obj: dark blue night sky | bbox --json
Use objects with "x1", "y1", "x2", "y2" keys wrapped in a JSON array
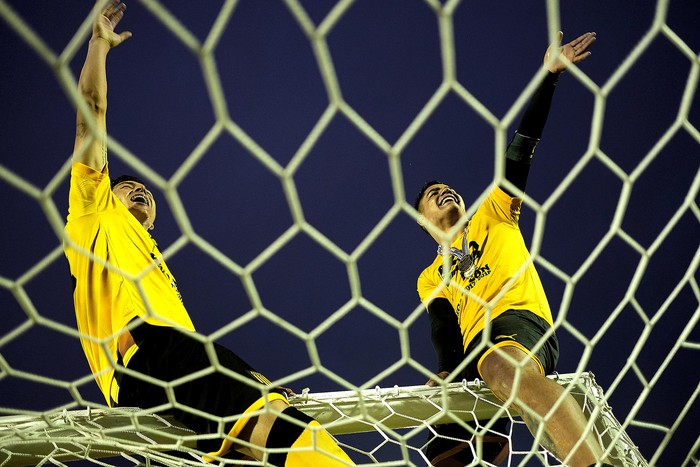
[{"x1": 1, "y1": 1, "x2": 698, "y2": 465}]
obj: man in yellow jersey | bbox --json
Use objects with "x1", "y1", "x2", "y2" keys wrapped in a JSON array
[
  {"x1": 415, "y1": 32, "x2": 612, "y2": 467},
  {"x1": 64, "y1": 2, "x2": 353, "y2": 465}
]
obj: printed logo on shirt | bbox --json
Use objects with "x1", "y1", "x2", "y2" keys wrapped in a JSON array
[
  {"x1": 150, "y1": 245, "x2": 182, "y2": 302},
  {"x1": 438, "y1": 237, "x2": 491, "y2": 290}
]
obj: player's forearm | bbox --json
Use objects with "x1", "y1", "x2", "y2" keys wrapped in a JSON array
[
  {"x1": 516, "y1": 72, "x2": 559, "y2": 139},
  {"x1": 74, "y1": 38, "x2": 111, "y2": 171},
  {"x1": 503, "y1": 72, "x2": 559, "y2": 194},
  {"x1": 428, "y1": 300, "x2": 463, "y2": 373},
  {"x1": 79, "y1": 38, "x2": 111, "y2": 111}
]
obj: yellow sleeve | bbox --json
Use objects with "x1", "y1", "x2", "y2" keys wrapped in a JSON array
[
  {"x1": 477, "y1": 186, "x2": 522, "y2": 225},
  {"x1": 67, "y1": 162, "x2": 116, "y2": 222},
  {"x1": 417, "y1": 263, "x2": 448, "y2": 307}
]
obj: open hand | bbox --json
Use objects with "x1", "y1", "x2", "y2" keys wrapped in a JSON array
[
  {"x1": 92, "y1": 1, "x2": 132, "y2": 48},
  {"x1": 544, "y1": 31, "x2": 596, "y2": 74}
]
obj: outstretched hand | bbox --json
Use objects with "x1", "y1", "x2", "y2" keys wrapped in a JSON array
[
  {"x1": 92, "y1": 1, "x2": 132, "y2": 48},
  {"x1": 544, "y1": 31, "x2": 596, "y2": 74}
]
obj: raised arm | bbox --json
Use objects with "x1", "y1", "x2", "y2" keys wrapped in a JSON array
[
  {"x1": 503, "y1": 31, "x2": 596, "y2": 195},
  {"x1": 73, "y1": 1, "x2": 132, "y2": 171}
]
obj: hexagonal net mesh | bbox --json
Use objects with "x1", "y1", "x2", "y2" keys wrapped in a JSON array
[
  {"x1": 0, "y1": 374, "x2": 647, "y2": 466},
  {"x1": 1, "y1": 0, "x2": 698, "y2": 466}
]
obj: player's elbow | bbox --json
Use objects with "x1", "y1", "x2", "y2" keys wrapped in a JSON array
[{"x1": 79, "y1": 87, "x2": 107, "y2": 116}]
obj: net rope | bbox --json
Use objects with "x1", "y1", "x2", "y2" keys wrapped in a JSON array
[
  {"x1": 0, "y1": 374, "x2": 647, "y2": 466},
  {"x1": 1, "y1": 0, "x2": 698, "y2": 466}
]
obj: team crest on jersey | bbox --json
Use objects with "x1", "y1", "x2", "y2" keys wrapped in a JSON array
[{"x1": 438, "y1": 235, "x2": 491, "y2": 290}]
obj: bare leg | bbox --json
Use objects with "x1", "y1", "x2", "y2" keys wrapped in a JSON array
[
  {"x1": 236, "y1": 399, "x2": 290, "y2": 460},
  {"x1": 236, "y1": 399, "x2": 354, "y2": 465},
  {"x1": 480, "y1": 346, "x2": 605, "y2": 467}
]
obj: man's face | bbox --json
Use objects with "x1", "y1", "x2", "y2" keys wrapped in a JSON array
[
  {"x1": 417, "y1": 183, "x2": 466, "y2": 233},
  {"x1": 112, "y1": 180, "x2": 157, "y2": 230}
]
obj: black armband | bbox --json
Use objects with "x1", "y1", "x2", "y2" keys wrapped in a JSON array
[
  {"x1": 502, "y1": 72, "x2": 559, "y2": 194},
  {"x1": 504, "y1": 132, "x2": 539, "y2": 194},
  {"x1": 428, "y1": 299, "x2": 464, "y2": 373},
  {"x1": 505, "y1": 132, "x2": 540, "y2": 163}
]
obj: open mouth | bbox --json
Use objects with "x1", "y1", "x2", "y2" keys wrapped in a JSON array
[
  {"x1": 439, "y1": 194, "x2": 457, "y2": 206},
  {"x1": 130, "y1": 194, "x2": 149, "y2": 206}
]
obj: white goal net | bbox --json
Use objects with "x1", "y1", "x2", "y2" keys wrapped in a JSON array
[
  {"x1": 0, "y1": 373, "x2": 646, "y2": 466},
  {"x1": 1, "y1": 0, "x2": 698, "y2": 466}
]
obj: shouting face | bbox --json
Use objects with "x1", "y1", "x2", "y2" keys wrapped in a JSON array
[{"x1": 112, "y1": 179, "x2": 156, "y2": 230}]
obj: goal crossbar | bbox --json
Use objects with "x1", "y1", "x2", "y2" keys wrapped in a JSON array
[{"x1": 0, "y1": 372, "x2": 647, "y2": 466}]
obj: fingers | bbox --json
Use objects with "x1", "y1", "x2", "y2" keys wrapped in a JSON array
[
  {"x1": 426, "y1": 370, "x2": 451, "y2": 387},
  {"x1": 101, "y1": 0, "x2": 119, "y2": 17},
  {"x1": 555, "y1": 30, "x2": 563, "y2": 45},
  {"x1": 105, "y1": 1, "x2": 127, "y2": 26},
  {"x1": 569, "y1": 31, "x2": 597, "y2": 47},
  {"x1": 569, "y1": 32, "x2": 596, "y2": 54},
  {"x1": 544, "y1": 31, "x2": 596, "y2": 73},
  {"x1": 279, "y1": 386, "x2": 297, "y2": 398},
  {"x1": 569, "y1": 32, "x2": 596, "y2": 64},
  {"x1": 94, "y1": 0, "x2": 132, "y2": 46}
]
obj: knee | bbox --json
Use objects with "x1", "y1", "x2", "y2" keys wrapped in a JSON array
[
  {"x1": 479, "y1": 347, "x2": 541, "y2": 402},
  {"x1": 258, "y1": 399, "x2": 291, "y2": 437},
  {"x1": 240, "y1": 399, "x2": 290, "y2": 446},
  {"x1": 480, "y1": 356, "x2": 515, "y2": 402}
]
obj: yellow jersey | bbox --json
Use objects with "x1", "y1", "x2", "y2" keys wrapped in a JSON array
[
  {"x1": 64, "y1": 163, "x2": 195, "y2": 405},
  {"x1": 417, "y1": 187, "x2": 552, "y2": 350}
]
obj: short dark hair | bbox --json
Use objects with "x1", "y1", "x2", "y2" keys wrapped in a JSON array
[
  {"x1": 111, "y1": 174, "x2": 148, "y2": 190},
  {"x1": 414, "y1": 180, "x2": 443, "y2": 213}
]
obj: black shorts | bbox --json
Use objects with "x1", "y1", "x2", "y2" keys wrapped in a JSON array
[
  {"x1": 461, "y1": 309, "x2": 559, "y2": 381},
  {"x1": 113, "y1": 320, "x2": 284, "y2": 454}
]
